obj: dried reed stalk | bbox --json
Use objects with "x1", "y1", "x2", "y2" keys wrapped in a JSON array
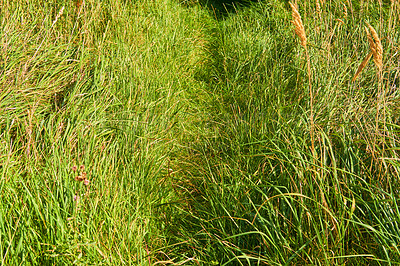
[{"x1": 352, "y1": 52, "x2": 372, "y2": 82}]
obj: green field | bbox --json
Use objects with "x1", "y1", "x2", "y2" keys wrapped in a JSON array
[{"x1": 1, "y1": 0, "x2": 400, "y2": 264}]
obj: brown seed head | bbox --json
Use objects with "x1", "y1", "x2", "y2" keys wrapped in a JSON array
[
  {"x1": 290, "y1": 2, "x2": 307, "y2": 48},
  {"x1": 365, "y1": 24, "x2": 383, "y2": 71},
  {"x1": 352, "y1": 52, "x2": 372, "y2": 82}
]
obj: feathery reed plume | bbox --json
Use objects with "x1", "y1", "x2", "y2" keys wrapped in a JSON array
[
  {"x1": 365, "y1": 24, "x2": 383, "y2": 72},
  {"x1": 290, "y1": 2, "x2": 307, "y2": 48},
  {"x1": 352, "y1": 52, "x2": 372, "y2": 82},
  {"x1": 353, "y1": 25, "x2": 383, "y2": 82}
]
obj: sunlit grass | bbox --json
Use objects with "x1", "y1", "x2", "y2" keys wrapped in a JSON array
[{"x1": 1, "y1": 0, "x2": 400, "y2": 265}]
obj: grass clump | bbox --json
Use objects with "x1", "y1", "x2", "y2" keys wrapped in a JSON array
[{"x1": 1, "y1": 0, "x2": 400, "y2": 265}]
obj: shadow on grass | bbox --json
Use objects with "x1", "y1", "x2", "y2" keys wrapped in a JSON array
[{"x1": 196, "y1": 0, "x2": 259, "y2": 18}]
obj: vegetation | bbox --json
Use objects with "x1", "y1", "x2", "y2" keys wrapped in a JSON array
[{"x1": 1, "y1": 0, "x2": 399, "y2": 264}]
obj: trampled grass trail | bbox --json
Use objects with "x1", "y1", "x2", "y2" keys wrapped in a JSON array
[{"x1": 1, "y1": 0, "x2": 400, "y2": 265}]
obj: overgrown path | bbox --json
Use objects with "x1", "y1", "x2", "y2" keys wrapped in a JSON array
[
  {"x1": 160, "y1": 0, "x2": 400, "y2": 265},
  {"x1": 1, "y1": 0, "x2": 400, "y2": 265}
]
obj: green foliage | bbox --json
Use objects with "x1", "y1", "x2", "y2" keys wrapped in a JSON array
[{"x1": 1, "y1": 0, "x2": 400, "y2": 265}]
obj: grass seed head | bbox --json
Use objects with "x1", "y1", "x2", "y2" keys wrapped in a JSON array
[
  {"x1": 352, "y1": 52, "x2": 372, "y2": 82},
  {"x1": 290, "y1": 2, "x2": 307, "y2": 48},
  {"x1": 366, "y1": 24, "x2": 383, "y2": 71}
]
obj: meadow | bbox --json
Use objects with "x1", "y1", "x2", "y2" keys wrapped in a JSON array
[{"x1": 1, "y1": 0, "x2": 400, "y2": 264}]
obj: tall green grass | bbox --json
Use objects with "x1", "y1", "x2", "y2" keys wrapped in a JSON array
[
  {"x1": 1, "y1": 0, "x2": 399, "y2": 265},
  {"x1": 0, "y1": 0, "x2": 211, "y2": 264},
  {"x1": 161, "y1": 0, "x2": 400, "y2": 264}
]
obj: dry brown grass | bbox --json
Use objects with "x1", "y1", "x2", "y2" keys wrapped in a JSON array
[
  {"x1": 352, "y1": 52, "x2": 372, "y2": 82},
  {"x1": 366, "y1": 24, "x2": 383, "y2": 72}
]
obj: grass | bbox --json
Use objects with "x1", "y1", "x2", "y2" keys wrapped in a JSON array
[{"x1": 1, "y1": 0, "x2": 400, "y2": 264}]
